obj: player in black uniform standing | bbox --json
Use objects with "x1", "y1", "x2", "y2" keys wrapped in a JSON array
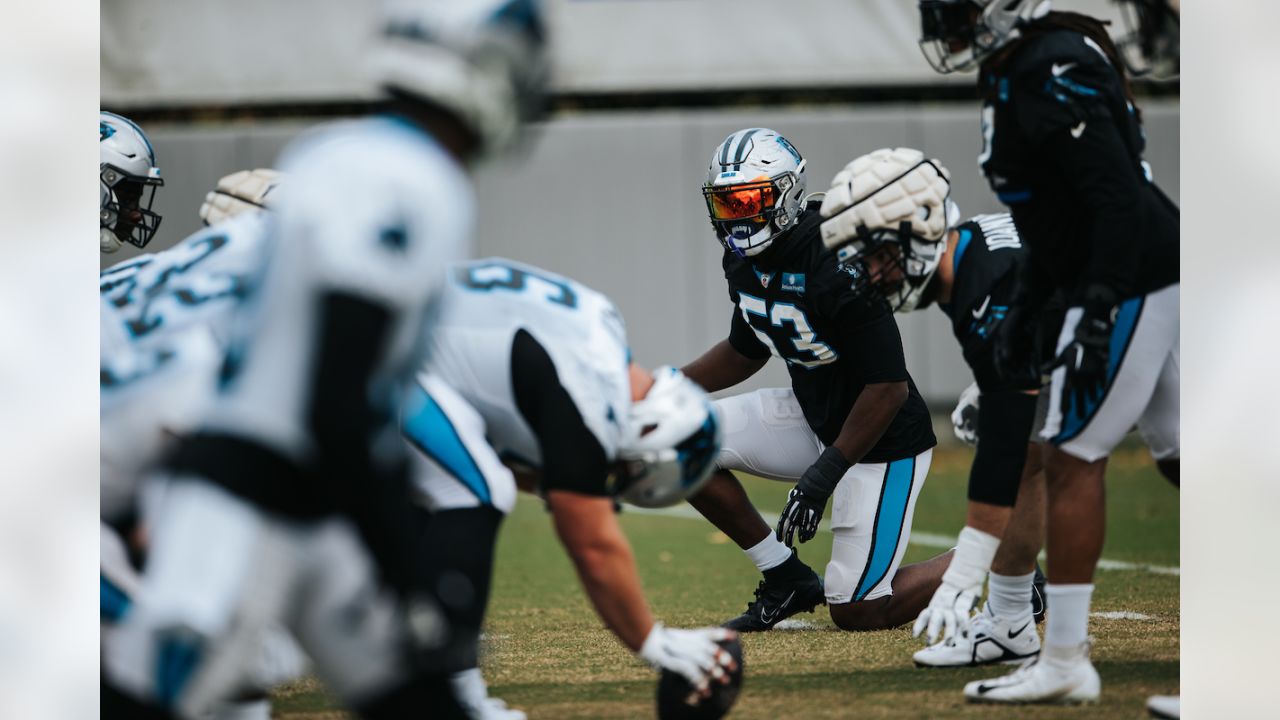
[
  {"x1": 917, "y1": 0, "x2": 1180, "y2": 705},
  {"x1": 681, "y1": 128, "x2": 950, "y2": 634},
  {"x1": 816, "y1": 148, "x2": 1048, "y2": 669}
]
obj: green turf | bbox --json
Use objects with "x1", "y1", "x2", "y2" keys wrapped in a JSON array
[{"x1": 273, "y1": 445, "x2": 1179, "y2": 718}]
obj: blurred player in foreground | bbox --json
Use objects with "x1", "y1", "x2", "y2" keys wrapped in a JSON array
[
  {"x1": 918, "y1": 0, "x2": 1179, "y2": 705},
  {"x1": 403, "y1": 258, "x2": 736, "y2": 716},
  {"x1": 682, "y1": 128, "x2": 952, "y2": 634},
  {"x1": 102, "y1": 1, "x2": 550, "y2": 717},
  {"x1": 101, "y1": 167, "x2": 295, "y2": 720},
  {"x1": 817, "y1": 148, "x2": 1048, "y2": 668}
]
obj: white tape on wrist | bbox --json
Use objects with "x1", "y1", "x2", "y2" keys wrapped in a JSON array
[{"x1": 940, "y1": 526, "x2": 1001, "y2": 589}]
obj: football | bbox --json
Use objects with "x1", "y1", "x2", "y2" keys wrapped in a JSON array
[{"x1": 656, "y1": 636, "x2": 745, "y2": 720}]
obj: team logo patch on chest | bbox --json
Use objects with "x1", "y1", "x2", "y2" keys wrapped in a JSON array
[
  {"x1": 781, "y1": 273, "x2": 805, "y2": 294},
  {"x1": 754, "y1": 268, "x2": 773, "y2": 288}
]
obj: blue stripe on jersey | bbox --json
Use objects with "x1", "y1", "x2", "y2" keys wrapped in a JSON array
[
  {"x1": 952, "y1": 228, "x2": 973, "y2": 275},
  {"x1": 100, "y1": 573, "x2": 131, "y2": 622},
  {"x1": 853, "y1": 456, "x2": 916, "y2": 602},
  {"x1": 402, "y1": 384, "x2": 492, "y2": 505},
  {"x1": 1052, "y1": 295, "x2": 1145, "y2": 444}
]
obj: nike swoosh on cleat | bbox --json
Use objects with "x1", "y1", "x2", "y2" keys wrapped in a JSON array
[
  {"x1": 759, "y1": 591, "x2": 796, "y2": 624},
  {"x1": 1008, "y1": 621, "x2": 1031, "y2": 639},
  {"x1": 975, "y1": 683, "x2": 998, "y2": 695}
]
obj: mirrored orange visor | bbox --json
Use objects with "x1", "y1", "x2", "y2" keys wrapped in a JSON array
[{"x1": 703, "y1": 179, "x2": 778, "y2": 222}]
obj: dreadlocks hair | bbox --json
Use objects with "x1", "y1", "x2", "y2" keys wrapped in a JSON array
[{"x1": 991, "y1": 10, "x2": 1142, "y2": 122}]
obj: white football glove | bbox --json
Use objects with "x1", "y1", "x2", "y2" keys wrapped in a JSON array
[
  {"x1": 950, "y1": 382, "x2": 981, "y2": 447},
  {"x1": 913, "y1": 526, "x2": 1000, "y2": 644},
  {"x1": 638, "y1": 623, "x2": 737, "y2": 695},
  {"x1": 198, "y1": 168, "x2": 285, "y2": 226}
]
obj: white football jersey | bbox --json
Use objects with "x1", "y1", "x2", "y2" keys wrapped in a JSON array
[
  {"x1": 423, "y1": 258, "x2": 632, "y2": 467},
  {"x1": 201, "y1": 117, "x2": 474, "y2": 465},
  {"x1": 100, "y1": 214, "x2": 267, "y2": 520},
  {"x1": 99, "y1": 211, "x2": 270, "y2": 354}
]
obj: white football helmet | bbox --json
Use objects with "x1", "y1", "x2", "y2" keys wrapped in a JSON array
[
  {"x1": 819, "y1": 148, "x2": 955, "y2": 313},
  {"x1": 100, "y1": 111, "x2": 164, "y2": 253},
  {"x1": 198, "y1": 168, "x2": 286, "y2": 226},
  {"x1": 369, "y1": 0, "x2": 550, "y2": 159},
  {"x1": 615, "y1": 368, "x2": 722, "y2": 509},
  {"x1": 702, "y1": 128, "x2": 807, "y2": 258},
  {"x1": 918, "y1": 0, "x2": 1052, "y2": 74}
]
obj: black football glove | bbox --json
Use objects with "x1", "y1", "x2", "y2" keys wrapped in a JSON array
[
  {"x1": 776, "y1": 447, "x2": 850, "y2": 547},
  {"x1": 1049, "y1": 284, "x2": 1119, "y2": 413}
]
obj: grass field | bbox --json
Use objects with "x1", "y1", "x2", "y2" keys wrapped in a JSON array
[{"x1": 273, "y1": 445, "x2": 1179, "y2": 719}]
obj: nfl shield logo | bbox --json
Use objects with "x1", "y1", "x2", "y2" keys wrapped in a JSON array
[{"x1": 754, "y1": 269, "x2": 773, "y2": 288}]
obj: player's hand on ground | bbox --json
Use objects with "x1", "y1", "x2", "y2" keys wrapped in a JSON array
[
  {"x1": 913, "y1": 579, "x2": 981, "y2": 644},
  {"x1": 776, "y1": 486, "x2": 825, "y2": 547},
  {"x1": 639, "y1": 624, "x2": 739, "y2": 696},
  {"x1": 950, "y1": 382, "x2": 980, "y2": 447}
]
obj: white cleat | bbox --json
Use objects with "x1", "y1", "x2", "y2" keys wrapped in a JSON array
[
  {"x1": 1147, "y1": 694, "x2": 1180, "y2": 719},
  {"x1": 914, "y1": 604, "x2": 1040, "y2": 668},
  {"x1": 964, "y1": 640, "x2": 1100, "y2": 705}
]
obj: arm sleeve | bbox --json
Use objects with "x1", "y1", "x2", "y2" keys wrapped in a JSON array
[
  {"x1": 967, "y1": 391, "x2": 1038, "y2": 507},
  {"x1": 1014, "y1": 61, "x2": 1145, "y2": 296},
  {"x1": 511, "y1": 329, "x2": 612, "y2": 497},
  {"x1": 832, "y1": 310, "x2": 909, "y2": 385},
  {"x1": 727, "y1": 302, "x2": 772, "y2": 359}
]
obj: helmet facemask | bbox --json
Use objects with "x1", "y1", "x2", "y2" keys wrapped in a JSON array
[
  {"x1": 100, "y1": 164, "x2": 164, "y2": 250},
  {"x1": 702, "y1": 171, "x2": 801, "y2": 258},
  {"x1": 839, "y1": 223, "x2": 946, "y2": 313},
  {"x1": 918, "y1": 0, "x2": 1051, "y2": 74},
  {"x1": 1115, "y1": 0, "x2": 1179, "y2": 80}
]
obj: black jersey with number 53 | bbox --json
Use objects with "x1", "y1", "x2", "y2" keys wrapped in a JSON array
[{"x1": 722, "y1": 202, "x2": 936, "y2": 462}]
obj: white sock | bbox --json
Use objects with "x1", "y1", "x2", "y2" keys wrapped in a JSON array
[
  {"x1": 1044, "y1": 583, "x2": 1094, "y2": 647},
  {"x1": 987, "y1": 570, "x2": 1035, "y2": 621},
  {"x1": 745, "y1": 534, "x2": 792, "y2": 572},
  {"x1": 449, "y1": 667, "x2": 489, "y2": 713}
]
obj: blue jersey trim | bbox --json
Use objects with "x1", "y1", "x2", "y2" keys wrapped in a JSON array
[
  {"x1": 952, "y1": 228, "x2": 973, "y2": 276},
  {"x1": 853, "y1": 456, "x2": 917, "y2": 602},
  {"x1": 402, "y1": 384, "x2": 493, "y2": 505},
  {"x1": 1052, "y1": 296, "x2": 1145, "y2": 444}
]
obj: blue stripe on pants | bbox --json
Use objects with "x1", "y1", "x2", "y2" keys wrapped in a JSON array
[
  {"x1": 853, "y1": 456, "x2": 916, "y2": 602},
  {"x1": 1053, "y1": 295, "x2": 1145, "y2": 444},
  {"x1": 402, "y1": 384, "x2": 492, "y2": 505}
]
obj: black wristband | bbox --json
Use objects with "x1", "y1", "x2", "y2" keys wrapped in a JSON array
[{"x1": 797, "y1": 446, "x2": 852, "y2": 500}]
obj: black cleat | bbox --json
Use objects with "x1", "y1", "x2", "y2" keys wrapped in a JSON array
[
  {"x1": 1032, "y1": 563, "x2": 1047, "y2": 624},
  {"x1": 722, "y1": 559, "x2": 825, "y2": 632}
]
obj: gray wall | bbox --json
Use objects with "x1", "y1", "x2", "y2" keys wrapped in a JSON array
[{"x1": 105, "y1": 101, "x2": 1179, "y2": 405}]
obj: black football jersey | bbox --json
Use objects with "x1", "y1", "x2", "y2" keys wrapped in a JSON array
[
  {"x1": 977, "y1": 26, "x2": 1178, "y2": 302},
  {"x1": 722, "y1": 203, "x2": 936, "y2": 463},
  {"x1": 938, "y1": 214, "x2": 1038, "y2": 394}
]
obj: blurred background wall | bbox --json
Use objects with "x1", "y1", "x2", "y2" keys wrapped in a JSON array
[{"x1": 101, "y1": 0, "x2": 1179, "y2": 407}]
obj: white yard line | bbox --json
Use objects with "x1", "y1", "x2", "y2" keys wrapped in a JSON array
[
  {"x1": 1091, "y1": 611, "x2": 1155, "y2": 621},
  {"x1": 625, "y1": 505, "x2": 1180, "y2": 577}
]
